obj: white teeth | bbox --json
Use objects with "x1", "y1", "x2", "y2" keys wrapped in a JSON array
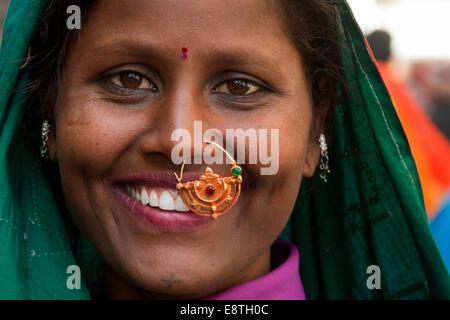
[
  {"x1": 135, "y1": 189, "x2": 141, "y2": 202},
  {"x1": 141, "y1": 188, "x2": 149, "y2": 205},
  {"x1": 149, "y1": 190, "x2": 159, "y2": 207},
  {"x1": 159, "y1": 191, "x2": 175, "y2": 211},
  {"x1": 175, "y1": 195, "x2": 190, "y2": 212},
  {"x1": 127, "y1": 185, "x2": 190, "y2": 212}
]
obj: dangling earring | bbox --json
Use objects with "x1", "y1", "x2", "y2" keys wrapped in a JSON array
[
  {"x1": 174, "y1": 141, "x2": 242, "y2": 220},
  {"x1": 40, "y1": 120, "x2": 50, "y2": 159},
  {"x1": 319, "y1": 133, "x2": 330, "y2": 183}
]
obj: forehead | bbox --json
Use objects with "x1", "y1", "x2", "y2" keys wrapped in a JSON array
[
  {"x1": 77, "y1": 0, "x2": 301, "y2": 67},
  {"x1": 89, "y1": 0, "x2": 281, "y2": 38}
]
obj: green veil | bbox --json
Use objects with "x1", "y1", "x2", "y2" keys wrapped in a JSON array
[{"x1": 0, "y1": 0, "x2": 449, "y2": 299}]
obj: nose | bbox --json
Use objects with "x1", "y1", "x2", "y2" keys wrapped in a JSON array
[{"x1": 139, "y1": 78, "x2": 216, "y2": 166}]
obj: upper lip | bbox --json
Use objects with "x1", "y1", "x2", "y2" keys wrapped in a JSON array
[
  {"x1": 110, "y1": 168, "x2": 248, "y2": 190},
  {"x1": 111, "y1": 171, "x2": 202, "y2": 188}
]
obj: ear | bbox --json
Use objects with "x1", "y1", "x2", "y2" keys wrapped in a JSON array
[
  {"x1": 302, "y1": 133, "x2": 321, "y2": 178},
  {"x1": 46, "y1": 123, "x2": 58, "y2": 162},
  {"x1": 302, "y1": 109, "x2": 326, "y2": 178}
]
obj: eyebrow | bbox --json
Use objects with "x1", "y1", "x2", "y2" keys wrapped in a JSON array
[
  {"x1": 88, "y1": 41, "x2": 163, "y2": 62},
  {"x1": 210, "y1": 49, "x2": 285, "y2": 78},
  {"x1": 90, "y1": 40, "x2": 284, "y2": 74}
]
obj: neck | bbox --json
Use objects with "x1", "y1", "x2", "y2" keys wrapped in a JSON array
[{"x1": 101, "y1": 249, "x2": 271, "y2": 300}]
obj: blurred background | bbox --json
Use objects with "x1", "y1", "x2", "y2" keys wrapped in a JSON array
[
  {"x1": 348, "y1": 0, "x2": 450, "y2": 139},
  {"x1": 1, "y1": 0, "x2": 449, "y2": 269},
  {"x1": 0, "y1": 0, "x2": 8, "y2": 44},
  {"x1": 348, "y1": 0, "x2": 450, "y2": 270}
]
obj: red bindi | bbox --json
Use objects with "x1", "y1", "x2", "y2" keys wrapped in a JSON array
[{"x1": 182, "y1": 47, "x2": 188, "y2": 59}]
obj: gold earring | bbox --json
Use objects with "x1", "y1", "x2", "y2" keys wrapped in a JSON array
[{"x1": 173, "y1": 141, "x2": 242, "y2": 220}]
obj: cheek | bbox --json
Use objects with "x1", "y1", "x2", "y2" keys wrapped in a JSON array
[
  {"x1": 53, "y1": 96, "x2": 142, "y2": 220},
  {"x1": 240, "y1": 102, "x2": 311, "y2": 232},
  {"x1": 52, "y1": 97, "x2": 148, "y2": 250},
  {"x1": 263, "y1": 127, "x2": 307, "y2": 208},
  {"x1": 54, "y1": 98, "x2": 139, "y2": 175}
]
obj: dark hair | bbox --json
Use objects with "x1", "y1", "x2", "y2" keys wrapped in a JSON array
[
  {"x1": 23, "y1": 0, "x2": 342, "y2": 142},
  {"x1": 23, "y1": 0, "x2": 97, "y2": 143},
  {"x1": 279, "y1": 0, "x2": 342, "y2": 139},
  {"x1": 366, "y1": 29, "x2": 392, "y2": 63}
]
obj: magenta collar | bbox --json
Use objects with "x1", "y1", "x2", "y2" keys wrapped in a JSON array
[{"x1": 205, "y1": 240, "x2": 306, "y2": 300}]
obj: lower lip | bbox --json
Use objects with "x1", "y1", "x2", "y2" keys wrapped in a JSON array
[{"x1": 111, "y1": 186, "x2": 213, "y2": 233}]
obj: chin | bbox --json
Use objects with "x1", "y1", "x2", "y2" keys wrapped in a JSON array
[{"x1": 107, "y1": 245, "x2": 223, "y2": 298}]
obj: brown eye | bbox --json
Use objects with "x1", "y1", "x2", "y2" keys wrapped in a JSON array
[
  {"x1": 120, "y1": 72, "x2": 142, "y2": 89},
  {"x1": 110, "y1": 72, "x2": 156, "y2": 91},
  {"x1": 214, "y1": 79, "x2": 260, "y2": 95},
  {"x1": 229, "y1": 80, "x2": 250, "y2": 94}
]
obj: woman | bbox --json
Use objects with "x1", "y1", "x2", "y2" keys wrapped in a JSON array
[{"x1": 0, "y1": 0, "x2": 448, "y2": 300}]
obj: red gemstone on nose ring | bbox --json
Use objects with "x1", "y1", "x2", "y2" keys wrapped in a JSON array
[{"x1": 205, "y1": 185, "x2": 215, "y2": 195}]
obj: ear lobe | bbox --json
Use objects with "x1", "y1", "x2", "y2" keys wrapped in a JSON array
[
  {"x1": 46, "y1": 131, "x2": 58, "y2": 162},
  {"x1": 303, "y1": 138, "x2": 321, "y2": 178},
  {"x1": 302, "y1": 104, "x2": 326, "y2": 178}
]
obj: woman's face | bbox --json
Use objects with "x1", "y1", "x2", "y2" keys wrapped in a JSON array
[{"x1": 48, "y1": 0, "x2": 321, "y2": 298}]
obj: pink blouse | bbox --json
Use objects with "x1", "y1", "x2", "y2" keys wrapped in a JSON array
[{"x1": 205, "y1": 240, "x2": 306, "y2": 300}]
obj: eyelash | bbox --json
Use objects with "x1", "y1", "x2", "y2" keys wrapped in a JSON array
[
  {"x1": 96, "y1": 70, "x2": 271, "y2": 103},
  {"x1": 212, "y1": 78, "x2": 267, "y2": 96},
  {"x1": 99, "y1": 71, "x2": 158, "y2": 95}
]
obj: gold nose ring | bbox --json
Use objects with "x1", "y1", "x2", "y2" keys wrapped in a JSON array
[{"x1": 173, "y1": 141, "x2": 242, "y2": 220}]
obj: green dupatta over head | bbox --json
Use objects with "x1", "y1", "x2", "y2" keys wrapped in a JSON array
[{"x1": 1, "y1": 0, "x2": 449, "y2": 299}]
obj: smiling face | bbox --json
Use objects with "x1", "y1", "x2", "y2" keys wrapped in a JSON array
[{"x1": 47, "y1": 0, "x2": 322, "y2": 299}]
